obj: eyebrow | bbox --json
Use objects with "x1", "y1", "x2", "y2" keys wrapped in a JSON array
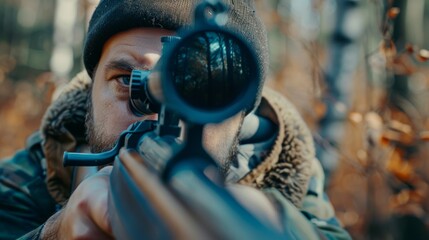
[{"x1": 105, "y1": 59, "x2": 137, "y2": 72}]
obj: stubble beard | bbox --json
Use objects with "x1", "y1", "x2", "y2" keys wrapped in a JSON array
[
  {"x1": 85, "y1": 95, "x2": 116, "y2": 153},
  {"x1": 218, "y1": 112, "x2": 244, "y2": 178},
  {"x1": 219, "y1": 133, "x2": 239, "y2": 178}
]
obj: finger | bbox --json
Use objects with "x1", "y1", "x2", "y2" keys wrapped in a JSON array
[
  {"x1": 86, "y1": 170, "x2": 113, "y2": 236},
  {"x1": 99, "y1": 165, "x2": 113, "y2": 175},
  {"x1": 70, "y1": 211, "x2": 114, "y2": 240}
]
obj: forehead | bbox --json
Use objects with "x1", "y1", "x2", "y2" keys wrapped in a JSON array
[{"x1": 100, "y1": 28, "x2": 175, "y2": 64}]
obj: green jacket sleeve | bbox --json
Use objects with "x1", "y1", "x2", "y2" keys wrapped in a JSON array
[
  {"x1": 263, "y1": 188, "x2": 352, "y2": 240},
  {"x1": 0, "y1": 150, "x2": 56, "y2": 240},
  {"x1": 17, "y1": 225, "x2": 44, "y2": 240}
]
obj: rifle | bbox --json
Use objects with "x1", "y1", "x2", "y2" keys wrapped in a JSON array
[{"x1": 63, "y1": 1, "x2": 286, "y2": 239}]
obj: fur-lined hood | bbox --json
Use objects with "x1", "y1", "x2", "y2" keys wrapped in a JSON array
[
  {"x1": 40, "y1": 71, "x2": 314, "y2": 207},
  {"x1": 238, "y1": 88, "x2": 315, "y2": 207},
  {"x1": 41, "y1": 71, "x2": 91, "y2": 203}
]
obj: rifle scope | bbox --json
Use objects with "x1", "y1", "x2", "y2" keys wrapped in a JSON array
[{"x1": 128, "y1": 1, "x2": 261, "y2": 124}]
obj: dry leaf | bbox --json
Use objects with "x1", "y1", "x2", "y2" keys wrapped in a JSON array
[
  {"x1": 349, "y1": 112, "x2": 363, "y2": 124},
  {"x1": 405, "y1": 43, "x2": 415, "y2": 54},
  {"x1": 419, "y1": 131, "x2": 429, "y2": 141},
  {"x1": 389, "y1": 120, "x2": 412, "y2": 134},
  {"x1": 386, "y1": 149, "x2": 413, "y2": 182},
  {"x1": 387, "y1": 7, "x2": 400, "y2": 19},
  {"x1": 380, "y1": 40, "x2": 397, "y2": 59},
  {"x1": 392, "y1": 54, "x2": 416, "y2": 75},
  {"x1": 365, "y1": 112, "x2": 383, "y2": 131},
  {"x1": 381, "y1": 128, "x2": 415, "y2": 146},
  {"x1": 314, "y1": 101, "x2": 327, "y2": 119},
  {"x1": 365, "y1": 112, "x2": 384, "y2": 145},
  {"x1": 416, "y1": 49, "x2": 429, "y2": 62}
]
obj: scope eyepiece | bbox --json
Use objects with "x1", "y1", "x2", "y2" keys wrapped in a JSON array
[{"x1": 129, "y1": 70, "x2": 159, "y2": 116}]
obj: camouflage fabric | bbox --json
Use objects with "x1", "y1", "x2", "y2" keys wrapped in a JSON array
[
  {"x1": 0, "y1": 147, "x2": 56, "y2": 240},
  {"x1": 264, "y1": 188, "x2": 352, "y2": 240}
]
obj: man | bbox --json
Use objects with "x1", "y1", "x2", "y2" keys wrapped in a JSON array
[{"x1": 0, "y1": 0, "x2": 351, "y2": 239}]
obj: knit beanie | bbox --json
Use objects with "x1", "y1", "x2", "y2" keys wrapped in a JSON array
[{"x1": 83, "y1": 0, "x2": 268, "y2": 109}]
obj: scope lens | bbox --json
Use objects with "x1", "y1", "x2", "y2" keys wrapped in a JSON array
[{"x1": 170, "y1": 31, "x2": 252, "y2": 111}]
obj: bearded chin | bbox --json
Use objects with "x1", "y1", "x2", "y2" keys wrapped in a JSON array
[{"x1": 86, "y1": 113, "x2": 239, "y2": 169}]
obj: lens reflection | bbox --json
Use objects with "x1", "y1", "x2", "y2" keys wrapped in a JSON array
[{"x1": 171, "y1": 31, "x2": 251, "y2": 110}]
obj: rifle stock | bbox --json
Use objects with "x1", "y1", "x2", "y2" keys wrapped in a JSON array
[
  {"x1": 111, "y1": 143, "x2": 285, "y2": 240},
  {"x1": 109, "y1": 149, "x2": 211, "y2": 239}
]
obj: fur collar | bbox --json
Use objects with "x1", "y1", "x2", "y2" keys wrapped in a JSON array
[
  {"x1": 238, "y1": 88, "x2": 313, "y2": 207},
  {"x1": 41, "y1": 71, "x2": 91, "y2": 203}
]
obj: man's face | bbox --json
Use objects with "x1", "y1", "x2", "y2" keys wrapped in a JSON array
[{"x1": 87, "y1": 28, "x2": 243, "y2": 169}]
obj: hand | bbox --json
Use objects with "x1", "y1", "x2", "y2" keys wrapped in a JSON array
[{"x1": 41, "y1": 166, "x2": 114, "y2": 240}]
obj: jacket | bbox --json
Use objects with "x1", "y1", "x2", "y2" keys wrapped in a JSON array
[{"x1": 0, "y1": 71, "x2": 351, "y2": 239}]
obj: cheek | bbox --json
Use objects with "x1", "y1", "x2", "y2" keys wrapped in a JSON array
[{"x1": 91, "y1": 80, "x2": 145, "y2": 139}]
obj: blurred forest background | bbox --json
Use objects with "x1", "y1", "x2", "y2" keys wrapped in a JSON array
[{"x1": 2, "y1": 0, "x2": 429, "y2": 239}]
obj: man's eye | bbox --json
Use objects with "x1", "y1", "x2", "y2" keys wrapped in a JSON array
[{"x1": 115, "y1": 75, "x2": 131, "y2": 86}]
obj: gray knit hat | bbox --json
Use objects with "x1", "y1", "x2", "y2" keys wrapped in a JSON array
[{"x1": 83, "y1": 0, "x2": 268, "y2": 108}]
